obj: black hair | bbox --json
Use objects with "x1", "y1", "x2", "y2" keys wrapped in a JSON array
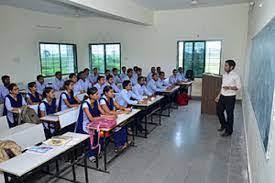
[
  {"x1": 8, "y1": 83, "x2": 17, "y2": 92},
  {"x1": 87, "y1": 87, "x2": 98, "y2": 96},
  {"x1": 137, "y1": 76, "x2": 144, "y2": 82},
  {"x1": 83, "y1": 68, "x2": 90, "y2": 72},
  {"x1": 122, "y1": 66, "x2": 126, "y2": 69},
  {"x1": 105, "y1": 69, "x2": 110, "y2": 73},
  {"x1": 64, "y1": 80, "x2": 73, "y2": 89},
  {"x1": 133, "y1": 66, "x2": 138, "y2": 71},
  {"x1": 127, "y1": 68, "x2": 133, "y2": 74},
  {"x1": 173, "y1": 69, "x2": 177, "y2": 72},
  {"x1": 93, "y1": 67, "x2": 97, "y2": 71},
  {"x1": 159, "y1": 71, "x2": 165, "y2": 76},
  {"x1": 1, "y1": 75, "x2": 10, "y2": 83},
  {"x1": 97, "y1": 76, "x2": 105, "y2": 82},
  {"x1": 122, "y1": 80, "x2": 131, "y2": 89},
  {"x1": 55, "y1": 71, "x2": 61, "y2": 76},
  {"x1": 42, "y1": 87, "x2": 53, "y2": 98},
  {"x1": 103, "y1": 85, "x2": 113, "y2": 94},
  {"x1": 28, "y1": 82, "x2": 36, "y2": 89},
  {"x1": 112, "y1": 68, "x2": 118, "y2": 72},
  {"x1": 69, "y1": 73, "x2": 76, "y2": 79},
  {"x1": 137, "y1": 67, "x2": 142, "y2": 72},
  {"x1": 106, "y1": 75, "x2": 113, "y2": 81},
  {"x1": 225, "y1": 60, "x2": 236, "y2": 69},
  {"x1": 152, "y1": 73, "x2": 157, "y2": 77},
  {"x1": 36, "y1": 75, "x2": 43, "y2": 80},
  {"x1": 77, "y1": 71, "x2": 84, "y2": 80}
]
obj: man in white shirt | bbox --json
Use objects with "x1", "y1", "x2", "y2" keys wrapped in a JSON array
[
  {"x1": 52, "y1": 71, "x2": 64, "y2": 91},
  {"x1": 147, "y1": 73, "x2": 166, "y2": 94},
  {"x1": 169, "y1": 69, "x2": 180, "y2": 85},
  {"x1": 215, "y1": 60, "x2": 241, "y2": 137},
  {"x1": 147, "y1": 67, "x2": 156, "y2": 81},
  {"x1": 120, "y1": 66, "x2": 127, "y2": 81},
  {"x1": 73, "y1": 71, "x2": 91, "y2": 96},
  {"x1": 106, "y1": 75, "x2": 121, "y2": 93},
  {"x1": 94, "y1": 76, "x2": 107, "y2": 96},
  {"x1": 112, "y1": 68, "x2": 122, "y2": 84},
  {"x1": 123, "y1": 68, "x2": 137, "y2": 86},
  {"x1": 36, "y1": 75, "x2": 47, "y2": 95},
  {"x1": 133, "y1": 76, "x2": 153, "y2": 99},
  {"x1": 89, "y1": 68, "x2": 99, "y2": 85}
]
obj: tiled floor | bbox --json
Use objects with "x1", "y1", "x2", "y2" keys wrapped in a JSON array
[{"x1": 33, "y1": 100, "x2": 248, "y2": 183}]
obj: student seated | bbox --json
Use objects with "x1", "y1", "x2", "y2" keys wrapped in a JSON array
[
  {"x1": 120, "y1": 66, "x2": 127, "y2": 81},
  {"x1": 147, "y1": 73, "x2": 166, "y2": 94},
  {"x1": 83, "y1": 68, "x2": 90, "y2": 80},
  {"x1": 100, "y1": 86, "x2": 132, "y2": 151},
  {"x1": 147, "y1": 67, "x2": 156, "y2": 81},
  {"x1": 36, "y1": 75, "x2": 47, "y2": 95},
  {"x1": 136, "y1": 67, "x2": 142, "y2": 78},
  {"x1": 94, "y1": 76, "x2": 107, "y2": 96},
  {"x1": 133, "y1": 76, "x2": 153, "y2": 99},
  {"x1": 106, "y1": 75, "x2": 120, "y2": 93},
  {"x1": 177, "y1": 67, "x2": 187, "y2": 81},
  {"x1": 52, "y1": 71, "x2": 64, "y2": 91},
  {"x1": 105, "y1": 69, "x2": 111, "y2": 77},
  {"x1": 3, "y1": 83, "x2": 27, "y2": 128},
  {"x1": 89, "y1": 68, "x2": 99, "y2": 85},
  {"x1": 26, "y1": 82, "x2": 42, "y2": 105},
  {"x1": 169, "y1": 69, "x2": 180, "y2": 85},
  {"x1": 123, "y1": 68, "x2": 137, "y2": 86},
  {"x1": 39, "y1": 87, "x2": 57, "y2": 138},
  {"x1": 58, "y1": 80, "x2": 80, "y2": 111},
  {"x1": 158, "y1": 72, "x2": 171, "y2": 88},
  {"x1": 69, "y1": 73, "x2": 78, "y2": 84},
  {"x1": 0, "y1": 75, "x2": 11, "y2": 103},
  {"x1": 75, "y1": 87, "x2": 115, "y2": 161},
  {"x1": 133, "y1": 66, "x2": 139, "y2": 81},
  {"x1": 74, "y1": 71, "x2": 91, "y2": 96},
  {"x1": 112, "y1": 68, "x2": 122, "y2": 84},
  {"x1": 156, "y1": 66, "x2": 162, "y2": 76}
]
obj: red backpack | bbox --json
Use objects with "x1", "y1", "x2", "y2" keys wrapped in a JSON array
[{"x1": 177, "y1": 93, "x2": 189, "y2": 106}]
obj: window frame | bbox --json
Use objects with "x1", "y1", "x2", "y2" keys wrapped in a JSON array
[
  {"x1": 89, "y1": 43, "x2": 122, "y2": 74},
  {"x1": 39, "y1": 42, "x2": 78, "y2": 77},
  {"x1": 177, "y1": 40, "x2": 222, "y2": 78}
]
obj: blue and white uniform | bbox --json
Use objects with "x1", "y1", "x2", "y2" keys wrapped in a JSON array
[
  {"x1": 120, "y1": 72, "x2": 127, "y2": 81},
  {"x1": 132, "y1": 83, "x2": 152, "y2": 98},
  {"x1": 58, "y1": 91, "x2": 77, "y2": 111},
  {"x1": 107, "y1": 82, "x2": 121, "y2": 93},
  {"x1": 73, "y1": 79, "x2": 91, "y2": 96},
  {"x1": 36, "y1": 81, "x2": 47, "y2": 95},
  {"x1": 147, "y1": 79, "x2": 166, "y2": 94},
  {"x1": 52, "y1": 78, "x2": 65, "y2": 91},
  {"x1": 89, "y1": 73, "x2": 99, "y2": 84},
  {"x1": 177, "y1": 72, "x2": 186, "y2": 81},
  {"x1": 116, "y1": 89, "x2": 141, "y2": 107},
  {"x1": 94, "y1": 83, "x2": 107, "y2": 97},
  {"x1": 26, "y1": 92, "x2": 41, "y2": 104},
  {"x1": 169, "y1": 75, "x2": 179, "y2": 85}
]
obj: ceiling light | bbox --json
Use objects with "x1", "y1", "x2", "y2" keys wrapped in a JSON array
[{"x1": 191, "y1": 0, "x2": 198, "y2": 5}]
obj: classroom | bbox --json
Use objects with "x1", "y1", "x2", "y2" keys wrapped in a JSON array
[{"x1": 0, "y1": 0, "x2": 274, "y2": 183}]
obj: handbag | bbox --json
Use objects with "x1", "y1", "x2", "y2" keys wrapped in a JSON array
[{"x1": 176, "y1": 92, "x2": 189, "y2": 106}]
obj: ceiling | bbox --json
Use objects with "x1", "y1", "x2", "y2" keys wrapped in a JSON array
[
  {"x1": 0, "y1": 0, "x2": 97, "y2": 17},
  {"x1": 133, "y1": 0, "x2": 250, "y2": 10}
]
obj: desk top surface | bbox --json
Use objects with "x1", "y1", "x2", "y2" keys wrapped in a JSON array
[
  {"x1": 0, "y1": 123, "x2": 36, "y2": 139},
  {"x1": 132, "y1": 95, "x2": 164, "y2": 107},
  {"x1": 0, "y1": 132, "x2": 89, "y2": 177}
]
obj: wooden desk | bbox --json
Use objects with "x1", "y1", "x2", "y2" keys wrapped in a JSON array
[{"x1": 0, "y1": 132, "x2": 90, "y2": 183}]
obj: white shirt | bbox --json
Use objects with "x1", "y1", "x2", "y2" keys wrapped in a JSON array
[
  {"x1": 60, "y1": 91, "x2": 70, "y2": 111},
  {"x1": 52, "y1": 78, "x2": 64, "y2": 91},
  {"x1": 73, "y1": 79, "x2": 91, "y2": 96},
  {"x1": 221, "y1": 71, "x2": 241, "y2": 96},
  {"x1": 133, "y1": 84, "x2": 152, "y2": 98},
  {"x1": 94, "y1": 83, "x2": 107, "y2": 96},
  {"x1": 36, "y1": 81, "x2": 47, "y2": 95},
  {"x1": 116, "y1": 89, "x2": 140, "y2": 107}
]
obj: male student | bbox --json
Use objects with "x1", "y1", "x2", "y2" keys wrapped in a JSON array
[
  {"x1": 106, "y1": 75, "x2": 120, "y2": 93},
  {"x1": 157, "y1": 66, "x2": 161, "y2": 75},
  {"x1": 52, "y1": 71, "x2": 64, "y2": 91},
  {"x1": 83, "y1": 68, "x2": 90, "y2": 79},
  {"x1": 112, "y1": 68, "x2": 122, "y2": 84},
  {"x1": 215, "y1": 60, "x2": 241, "y2": 137},
  {"x1": 177, "y1": 67, "x2": 187, "y2": 81},
  {"x1": 94, "y1": 76, "x2": 107, "y2": 96},
  {"x1": 123, "y1": 68, "x2": 137, "y2": 86},
  {"x1": 36, "y1": 75, "x2": 47, "y2": 95},
  {"x1": 157, "y1": 72, "x2": 171, "y2": 88},
  {"x1": 169, "y1": 69, "x2": 180, "y2": 85},
  {"x1": 133, "y1": 76, "x2": 153, "y2": 99},
  {"x1": 147, "y1": 73, "x2": 166, "y2": 94},
  {"x1": 120, "y1": 66, "x2": 127, "y2": 81},
  {"x1": 133, "y1": 66, "x2": 139, "y2": 81},
  {"x1": 89, "y1": 68, "x2": 99, "y2": 85},
  {"x1": 147, "y1": 67, "x2": 156, "y2": 81},
  {"x1": 136, "y1": 67, "x2": 142, "y2": 78},
  {"x1": 69, "y1": 73, "x2": 78, "y2": 84},
  {"x1": 0, "y1": 75, "x2": 10, "y2": 103},
  {"x1": 73, "y1": 71, "x2": 91, "y2": 96},
  {"x1": 105, "y1": 69, "x2": 111, "y2": 77}
]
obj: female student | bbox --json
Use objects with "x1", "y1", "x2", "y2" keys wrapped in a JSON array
[
  {"x1": 75, "y1": 87, "x2": 115, "y2": 161},
  {"x1": 100, "y1": 86, "x2": 131, "y2": 151},
  {"x1": 3, "y1": 83, "x2": 27, "y2": 128},
  {"x1": 26, "y1": 82, "x2": 42, "y2": 105},
  {"x1": 58, "y1": 80, "x2": 80, "y2": 111},
  {"x1": 39, "y1": 87, "x2": 58, "y2": 138}
]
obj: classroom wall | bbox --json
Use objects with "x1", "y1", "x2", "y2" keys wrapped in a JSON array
[
  {"x1": 75, "y1": 3, "x2": 249, "y2": 98},
  {"x1": 243, "y1": 0, "x2": 275, "y2": 182}
]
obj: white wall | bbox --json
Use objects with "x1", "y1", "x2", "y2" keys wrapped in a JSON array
[
  {"x1": 76, "y1": 3, "x2": 249, "y2": 97},
  {"x1": 0, "y1": 5, "x2": 77, "y2": 83},
  {"x1": 243, "y1": 0, "x2": 275, "y2": 182}
]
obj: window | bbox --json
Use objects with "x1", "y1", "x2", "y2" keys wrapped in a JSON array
[
  {"x1": 39, "y1": 43, "x2": 77, "y2": 77},
  {"x1": 177, "y1": 40, "x2": 222, "y2": 77},
  {"x1": 89, "y1": 43, "x2": 121, "y2": 73}
]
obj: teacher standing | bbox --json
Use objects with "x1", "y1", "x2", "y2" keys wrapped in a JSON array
[{"x1": 215, "y1": 60, "x2": 241, "y2": 137}]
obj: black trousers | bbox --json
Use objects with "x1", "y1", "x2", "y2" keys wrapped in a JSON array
[{"x1": 216, "y1": 95, "x2": 236, "y2": 134}]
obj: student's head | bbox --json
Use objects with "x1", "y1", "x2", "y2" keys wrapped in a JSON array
[
  {"x1": 43, "y1": 87, "x2": 55, "y2": 99},
  {"x1": 224, "y1": 60, "x2": 236, "y2": 73},
  {"x1": 133, "y1": 66, "x2": 138, "y2": 72},
  {"x1": 37, "y1": 75, "x2": 44, "y2": 84},
  {"x1": 159, "y1": 72, "x2": 165, "y2": 80},
  {"x1": 28, "y1": 82, "x2": 37, "y2": 93},
  {"x1": 151, "y1": 67, "x2": 156, "y2": 73},
  {"x1": 55, "y1": 71, "x2": 62, "y2": 80},
  {"x1": 172, "y1": 69, "x2": 177, "y2": 76},
  {"x1": 106, "y1": 75, "x2": 114, "y2": 84},
  {"x1": 137, "y1": 76, "x2": 145, "y2": 86},
  {"x1": 122, "y1": 66, "x2": 126, "y2": 73},
  {"x1": 103, "y1": 85, "x2": 115, "y2": 98},
  {"x1": 178, "y1": 67, "x2": 183, "y2": 73},
  {"x1": 93, "y1": 67, "x2": 98, "y2": 74},
  {"x1": 83, "y1": 68, "x2": 90, "y2": 77},
  {"x1": 64, "y1": 80, "x2": 74, "y2": 91},
  {"x1": 157, "y1": 67, "x2": 161, "y2": 73},
  {"x1": 105, "y1": 69, "x2": 111, "y2": 76},
  {"x1": 152, "y1": 73, "x2": 158, "y2": 81},
  {"x1": 127, "y1": 68, "x2": 133, "y2": 77},
  {"x1": 136, "y1": 68, "x2": 142, "y2": 76},
  {"x1": 77, "y1": 71, "x2": 85, "y2": 80},
  {"x1": 122, "y1": 80, "x2": 132, "y2": 91},
  {"x1": 1, "y1": 75, "x2": 10, "y2": 86},
  {"x1": 112, "y1": 68, "x2": 118, "y2": 75},
  {"x1": 69, "y1": 73, "x2": 77, "y2": 83},
  {"x1": 8, "y1": 83, "x2": 19, "y2": 95},
  {"x1": 87, "y1": 87, "x2": 99, "y2": 101},
  {"x1": 97, "y1": 76, "x2": 105, "y2": 85}
]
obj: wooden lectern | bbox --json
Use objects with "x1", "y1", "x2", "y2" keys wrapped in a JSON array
[{"x1": 201, "y1": 73, "x2": 222, "y2": 115}]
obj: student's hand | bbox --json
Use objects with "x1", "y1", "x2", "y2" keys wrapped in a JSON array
[
  {"x1": 125, "y1": 108, "x2": 132, "y2": 112},
  {"x1": 215, "y1": 96, "x2": 220, "y2": 103}
]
